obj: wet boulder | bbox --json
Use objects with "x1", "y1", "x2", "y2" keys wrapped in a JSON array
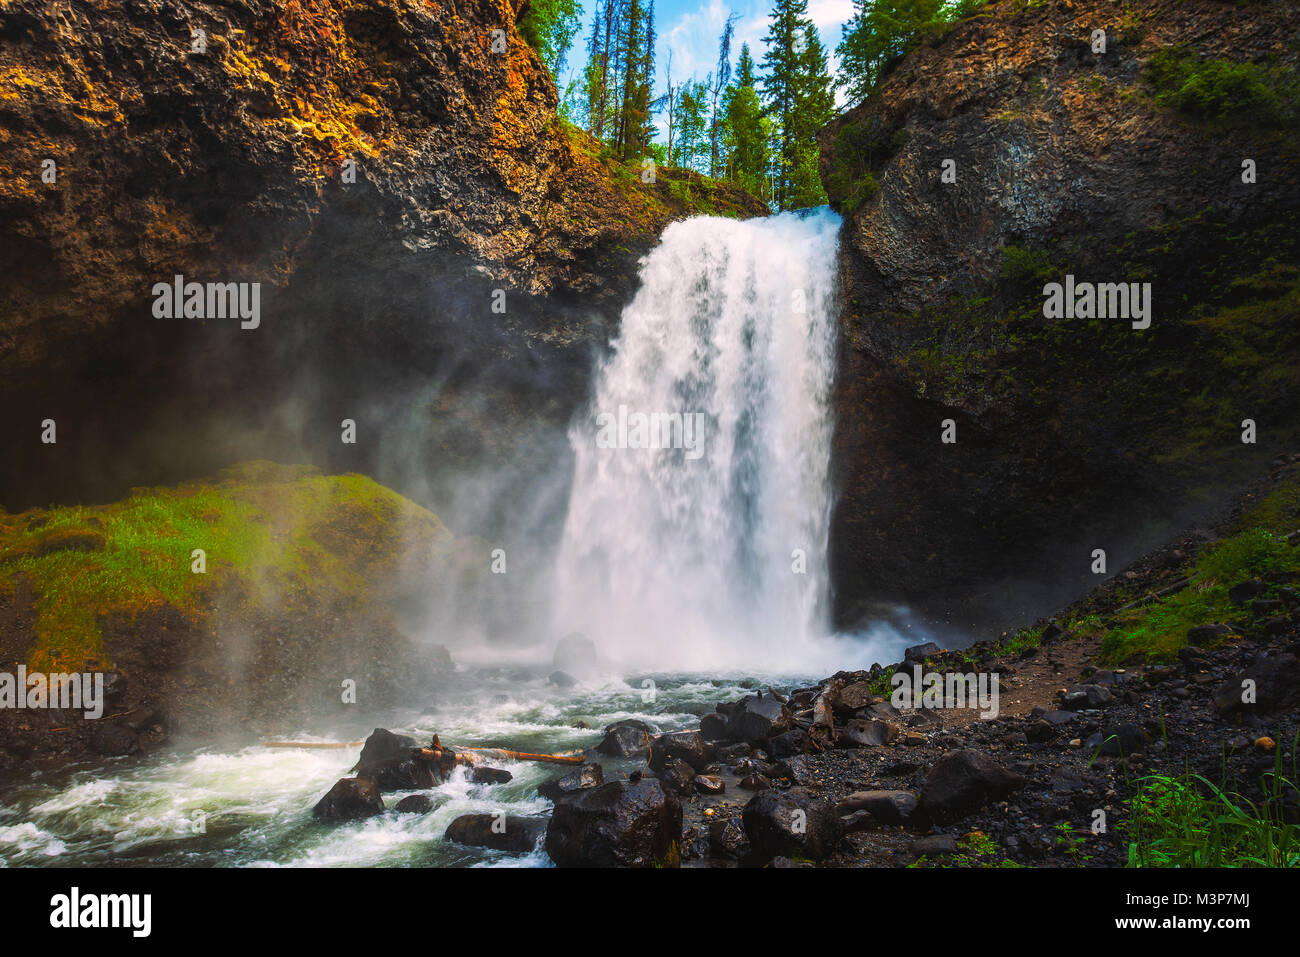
[
  {"x1": 649, "y1": 730, "x2": 714, "y2": 772},
  {"x1": 772, "y1": 754, "x2": 819, "y2": 786},
  {"x1": 835, "y1": 680, "x2": 875, "y2": 716},
  {"x1": 470, "y1": 766, "x2": 513, "y2": 785},
  {"x1": 727, "y1": 694, "x2": 791, "y2": 746},
  {"x1": 355, "y1": 728, "x2": 417, "y2": 769},
  {"x1": 353, "y1": 728, "x2": 437, "y2": 792},
  {"x1": 657, "y1": 757, "x2": 696, "y2": 795},
  {"x1": 694, "y1": 774, "x2": 725, "y2": 795},
  {"x1": 393, "y1": 794, "x2": 435, "y2": 814},
  {"x1": 445, "y1": 814, "x2": 547, "y2": 854},
  {"x1": 595, "y1": 719, "x2": 654, "y2": 757},
  {"x1": 546, "y1": 780, "x2": 683, "y2": 867},
  {"x1": 767, "y1": 728, "x2": 814, "y2": 758},
  {"x1": 537, "y1": 762, "x2": 604, "y2": 801},
  {"x1": 708, "y1": 815, "x2": 749, "y2": 859},
  {"x1": 741, "y1": 787, "x2": 843, "y2": 864},
  {"x1": 920, "y1": 749, "x2": 1025, "y2": 824},
  {"x1": 699, "y1": 712, "x2": 729, "y2": 742},
  {"x1": 313, "y1": 776, "x2": 384, "y2": 822}
]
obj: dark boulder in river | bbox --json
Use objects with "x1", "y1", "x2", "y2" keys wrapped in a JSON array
[
  {"x1": 394, "y1": 795, "x2": 435, "y2": 815},
  {"x1": 353, "y1": 728, "x2": 438, "y2": 792},
  {"x1": 470, "y1": 767, "x2": 513, "y2": 785},
  {"x1": 546, "y1": 780, "x2": 683, "y2": 868},
  {"x1": 313, "y1": 777, "x2": 385, "y2": 822},
  {"x1": 445, "y1": 814, "x2": 547, "y2": 854},
  {"x1": 595, "y1": 719, "x2": 654, "y2": 757},
  {"x1": 354, "y1": 728, "x2": 417, "y2": 769},
  {"x1": 538, "y1": 762, "x2": 604, "y2": 801}
]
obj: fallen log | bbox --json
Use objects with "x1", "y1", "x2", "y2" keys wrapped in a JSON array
[
  {"x1": 261, "y1": 737, "x2": 586, "y2": 765},
  {"x1": 415, "y1": 746, "x2": 585, "y2": 766}
]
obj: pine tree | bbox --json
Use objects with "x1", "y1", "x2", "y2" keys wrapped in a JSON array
[
  {"x1": 760, "y1": 0, "x2": 832, "y2": 209},
  {"x1": 722, "y1": 44, "x2": 770, "y2": 197},
  {"x1": 788, "y1": 24, "x2": 833, "y2": 208},
  {"x1": 760, "y1": 0, "x2": 804, "y2": 207}
]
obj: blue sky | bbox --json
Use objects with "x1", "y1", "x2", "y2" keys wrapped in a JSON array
[{"x1": 557, "y1": 0, "x2": 858, "y2": 127}]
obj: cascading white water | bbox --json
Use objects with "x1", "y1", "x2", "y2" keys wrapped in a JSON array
[{"x1": 553, "y1": 208, "x2": 847, "y2": 672}]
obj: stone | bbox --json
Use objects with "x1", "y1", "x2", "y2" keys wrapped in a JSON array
[
  {"x1": 839, "y1": 718, "x2": 898, "y2": 747},
  {"x1": 657, "y1": 757, "x2": 696, "y2": 795},
  {"x1": 537, "y1": 762, "x2": 604, "y2": 801},
  {"x1": 546, "y1": 780, "x2": 683, "y2": 868},
  {"x1": 741, "y1": 787, "x2": 843, "y2": 864},
  {"x1": 1213, "y1": 652, "x2": 1300, "y2": 716},
  {"x1": 595, "y1": 719, "x2": 654, "y2": 757},
  {"x1": 312, "y1": 776, "x2": 384, "y2": 822},
  {"x1": 837, "y1": 789, "x2": 918, "y2": 825},
  {"x1": 648, "y1": 730, "x2": 714, "y2": 772},
  {"x1": 727, "y1": 694, "x2": 792, "y2": 746},
  {"x1": 393, "y1": 794, "x2": 434, "y2": 814},
  {"x1": 920, "y1": 749, "x2": 1025, "y2": 824},
  {"x1": 445, "y1": 814, "x2": 547, "y2": 854},
  {"x1": 693, "y1": 774, "x2": 725, "y2": 795},
  {"x1": 905, "y1": 641, "x2": 942, "y2": 663}
]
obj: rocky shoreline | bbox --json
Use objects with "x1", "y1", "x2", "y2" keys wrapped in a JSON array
[{"x1": 303, "y1": 455, "x2": 1300, "y2": 867}]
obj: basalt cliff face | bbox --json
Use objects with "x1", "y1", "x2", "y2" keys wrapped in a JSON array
[
  {"x1": 822, "y1": 0, "x2": 1300, "y2": 629},
  {"x1": 0, "y1": 0, "x2": 764, "y2": 514}
]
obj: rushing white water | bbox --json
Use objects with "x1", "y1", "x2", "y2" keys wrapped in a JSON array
[
  {"x1": 0, "y1": 674, "x2": 771, "y2": 867},
  {"x1": 553, "y1": 208, "x2": 851, "y2": 672}
]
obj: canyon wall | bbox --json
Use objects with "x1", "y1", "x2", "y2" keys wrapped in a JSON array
[{"x1": 821, "y1": 0, "x2": 1300, "y2": 629}]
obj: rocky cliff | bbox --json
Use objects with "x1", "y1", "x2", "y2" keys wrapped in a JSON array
[
  {"x1": 0, "y1": 0, "x2": 765, "y2": 513},
  {"x1": 821, "y1": 0, "x2": 1300, "y2": 629}
]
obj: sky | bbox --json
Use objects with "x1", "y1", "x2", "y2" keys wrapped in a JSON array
[{"x1": 557, "y1": 0, "x2": 859, "y2": 130}]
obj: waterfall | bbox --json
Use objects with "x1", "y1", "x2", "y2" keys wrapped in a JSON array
[{"x1": 553, "y1": 208, "x2": 847, "y2": 672}]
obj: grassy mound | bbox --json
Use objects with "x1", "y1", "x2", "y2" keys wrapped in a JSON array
[{"x1": 0, "y1": 462, "x2": 454, "y2": 672}]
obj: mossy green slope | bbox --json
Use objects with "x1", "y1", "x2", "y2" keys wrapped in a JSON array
[{"x1": 0, "y1": 462, "x2": 454, "y2": 672}]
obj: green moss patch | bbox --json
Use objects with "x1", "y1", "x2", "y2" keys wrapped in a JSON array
[{"x1": 0, "y1": 462, "x2": 451, "y2": 671}]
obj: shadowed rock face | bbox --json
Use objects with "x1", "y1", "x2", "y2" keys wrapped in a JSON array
[
  {"x1": 820, "y1": 0, "x2": 1300, "y2": 629},
  {"x1": 0, "y1": 0, "x2": 765, "y2": 511}
]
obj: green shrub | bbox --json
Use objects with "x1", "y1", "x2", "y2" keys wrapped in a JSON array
[{"x1": 1146, "y1": 46, "x2": 1296, "y2": 130}]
